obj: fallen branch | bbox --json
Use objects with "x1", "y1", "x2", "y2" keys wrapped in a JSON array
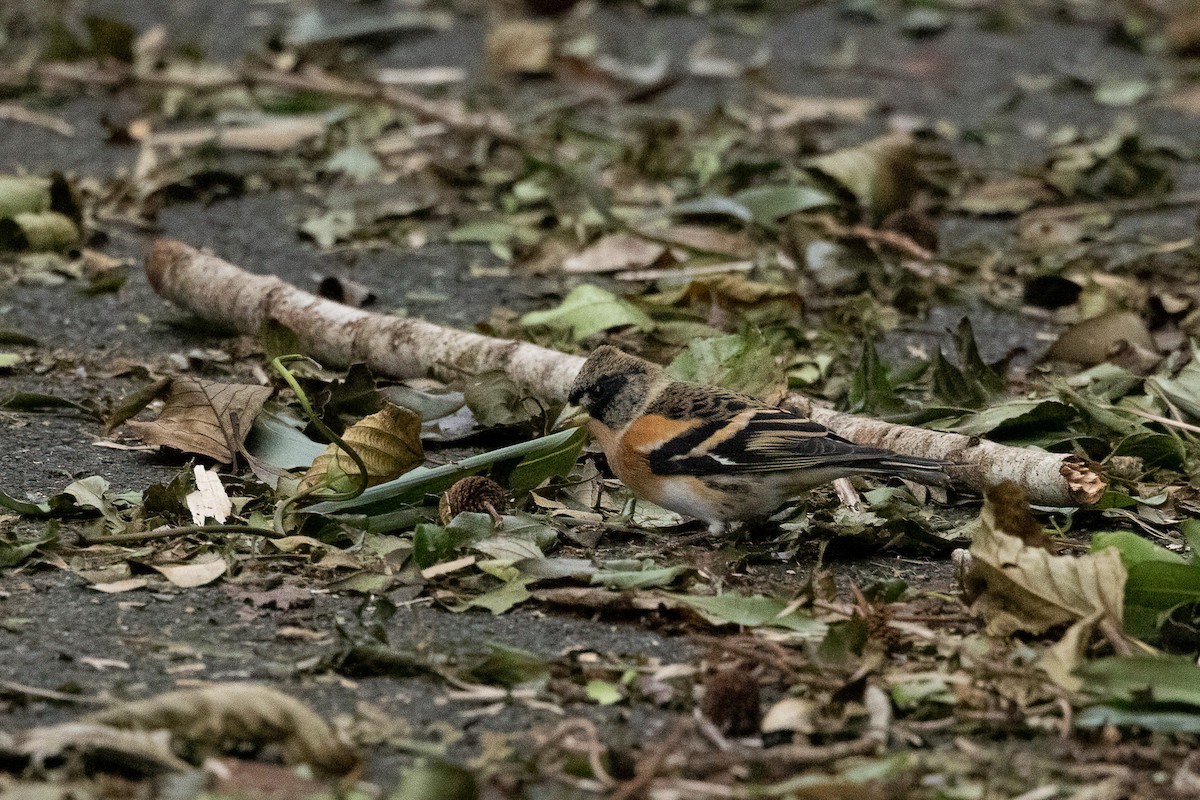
[{"x1": 144, "y1": 239, "x2": 1106, "y2": 507}]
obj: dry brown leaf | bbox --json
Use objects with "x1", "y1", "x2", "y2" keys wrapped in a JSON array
[
  {"x1": 149, "y1": 554, "x2": 227, "y2": 588},
  {"x1": 298, "y1": 403, "x2": 424, "y2": 495},
  {"x1": 1045, "y1": 311, "x2": 1157, "y2": 366},
  {"x1": 13, "y1": 722, "x2": 191, "y2": 776},
  {"x1": 85, "y1": 683, "x2": 360, "y2": 776},
  {"x1": 149, "y1": 115, "x2": 328, "y2": 153},
  {"x1": 955, "y1": 176, "x2": 1058, "y2": 216},
  {"x1": 126, "y1": 378, "x2": 271, "y2": 463},
  {"x1": 641, "y1": 224, "x2": 755, "y2": 259},
  {"x1": 962, "y1": 481, "x2": 1126, "y2": 638},
  {"x1": 805, "y1": 133, "x2": 917, "y2": 217},
  {"x1": 486, "y1": 20, "x2": 555, "y2": 76},
  {"x1": 562, "y1": 232, "x2": 666, "y2": 274},
  {"x1": 754, "y1": 90, "x2": 874, "y2": 131}
]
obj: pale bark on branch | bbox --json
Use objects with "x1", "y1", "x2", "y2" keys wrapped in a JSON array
[{"x1": 144, "y1": 239, "x2": 1106, "y2": 507}]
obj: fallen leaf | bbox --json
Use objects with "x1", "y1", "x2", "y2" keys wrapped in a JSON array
[
  {"x1": 85, "y1": 683, "x2": 360, "y2": 776},
  {"x1": 562, "y1": 232, "x2": 666, "y2": 274},
  {"x1": 126, "y1": 378, "x2": 272, "y2": 463},
  {"x1": 962, "y1": 482, "x2": 1126, "y2": 637},
  {"x1": 521, "y1": 284, "x2": 653, "y2": 341},
  {"x1": 150, "y1": 555, "x2": 227, "y2": 588},
  {"x1": 955, "y1": 176, "x2": 1058, "y2": 216},
  {"x1": 1045, "y1": 311, "x2": 1157, "y2": 366},
  {"x1": 299, "y1": 403, "x2": 424, "y2": 495},
  {"x1": 89, "y1": 578, "x2": 149, "y2": 594},
  {"x1": 486, "y1": 20, "x2": 555, "y2": 76},
  {"x1": 805, "y1": 133, "x2": 917, "y2": 217}
]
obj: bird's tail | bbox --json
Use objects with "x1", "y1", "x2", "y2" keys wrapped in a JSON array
[{"x1": 865, "y1": 454, "x2": 951, "y2": 487}]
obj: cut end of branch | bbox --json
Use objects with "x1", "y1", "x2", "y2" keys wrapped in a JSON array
[
  {"x1": 1061, "y1": 456, "x2": 1106, "y2": 506},
  {"x1": 144, "y1": 237, "x2": 192, "y2": 294}
]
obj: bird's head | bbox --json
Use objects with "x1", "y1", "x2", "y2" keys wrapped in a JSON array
[{"x1": 568, "y1": 345, "x2": 663, "y2": 429}]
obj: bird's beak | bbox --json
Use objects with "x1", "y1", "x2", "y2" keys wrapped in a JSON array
[{"x1": 554, "y1": 404, "x2": 590, "y2": 431}]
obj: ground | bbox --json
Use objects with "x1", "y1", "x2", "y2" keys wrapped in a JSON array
[{"x1": 2, "y1": 1, "x2": 1200, "y2": 798}]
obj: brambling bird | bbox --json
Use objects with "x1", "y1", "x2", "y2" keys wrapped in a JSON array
[{"x1": 567, "y1": 346, "x2": 949, "y2": 535}]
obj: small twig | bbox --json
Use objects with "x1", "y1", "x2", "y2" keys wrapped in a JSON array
[
  {"x1": 613, "y1": 718, "x2": 692, "y2": 800},
  {"x1": 82, "y1": 524, "x2": 281, "y2": 545},
  {"x1": 0, "y1": 680, "x2": 107, "y2": 706},
  {"x1": 798, "y1": 213, "x2": 935, "y2": 262},
  {"x1": 1098, "y1": 617, "x2": 1135, "y2": 657}
]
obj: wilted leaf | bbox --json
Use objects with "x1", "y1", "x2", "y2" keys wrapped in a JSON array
[
  {"x1": 563, "y1": 232, "x2": 666, "y2": 274},
  {"x1": 150, "y1": 554, "x2": 228, "y2": 588},
  {"x1": 0, "y1": 175, "x2": 51, "y2": 218},
  {"x1": 299, "y1": 404, "x2": 424, "y2": 495},
  {"x1": 463, "y1": 371, "x2": 547, "y2": 431},
  {"x1": 955, "y1": 176, "x2": 1058, "y2": 216},
  {"x1": 805, "y1": 133, "x2": 917, "y2": 217},
  {"x1": 306, "y1": 428, "x2": 584, "y2": 520},
  {"x1": 732, "y1": 184, "x2": 836, "y2": 224},
  {"x1": 963, "y1": 483, "x2": 1126, "y2": 637},
  {"x1": 85, "y1": 683, "x2": 359, "y2": 776},
  {"x1": 521, "y1": 284, "x2": 653, "y2": 341},
  {"x1": 754, "y1": 91, "x2": 874, "y2": 130},
  {"x1": 486, "y1": 20, "x2": 555, "y2": 76},
  {"x1": 1046, "y1": 311, "x2": 1156, "y2": 365},
  {"x1": 126, "y1": 378, "x2": 272, "y2": 464},
  {"x1": 669, "y1": 593, "x2": 827, "y2": 634}
]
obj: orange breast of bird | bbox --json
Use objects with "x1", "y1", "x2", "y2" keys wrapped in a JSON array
[{"x1": 588, "y1": 414, "x2": 704, "y2": 506}]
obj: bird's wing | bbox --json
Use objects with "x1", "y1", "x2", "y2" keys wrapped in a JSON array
[{"x1": 643, "y1": 405, "x2": 901, "y2": 476}]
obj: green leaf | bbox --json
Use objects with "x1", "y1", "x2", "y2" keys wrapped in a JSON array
[
  {"x1": 0, "y1": 528, "x2": 57, "y2": 567},
  {"x1": 1183, "y1": 520, "x2": 1200, "y2": 557},
  {"x1": 499, "y1": 427, "x2": 586, "y2": 493},
  {"x1": 451, "y1": 579, "x2": 533, "y2": 615},
  {"x1": 0, "y1": 487, "x2": 52, "y2": 516},
  {"x1": 591, "y1": 564, "x2": 687, "y2": 590},
  {"x1": 520, "y1": 284, "x2": 653, "y2": 342},
  {"x1": 1079, "y1": 655, "x2": 1200, "y2": 707},
  {"x1": 306, "y1": 429, "x2": 583, "y2": 517},
  {"x1": 1092, "y1": 530, "x2": 1185, "y2": 566},
  {"x1": 732, "y1": 184, "x2": 836, "y2": 225},
  {"x1": 941, "y1": 400, "x2": 1077, "y2": 439},
  {"x1": 847, "y1": 339, "x2": 901, "y2": 414},
  {"x1": 463, "y1": 642, "x2": 548, "y2": 687},
  {"x1": 1076, "y1": 703, "x2": 1200, "y2": 734},
  {"x1": 655, "y1": 195, "x2": 754, "y2": 222},
  {"x1": 669, "y1": 593, "x2": 827, "y2": 634},
  {"x1": 586, "y1": 679, "x2": 624, "y2": 705},
  {"x1": 929, "y1": 318, "x2": 1009, "y2": 409},
  {"x1": 246, "y1": 407, "x2": 327, "y2": 470},
  {"x1": 1124, "y1": 562, "x2": 1200, "y2": 622},
  {"x1": 667, "y1": 329, "x2": 784, "y2": 400},
  {"x1": 390, "y1": 761, "x2": 479, "y2": 800}
]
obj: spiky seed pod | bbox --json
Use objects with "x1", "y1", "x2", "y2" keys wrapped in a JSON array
[
  {"x1": 438, "y1": 475, "x2": 507, "y2": 524},
  {"x1": 700, "y1": 666, "x2": 761, "y2": 737}
]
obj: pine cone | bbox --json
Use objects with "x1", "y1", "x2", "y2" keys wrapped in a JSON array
[{"x1": 438, "y1": 476, "x2": 507, "y2": 524}]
